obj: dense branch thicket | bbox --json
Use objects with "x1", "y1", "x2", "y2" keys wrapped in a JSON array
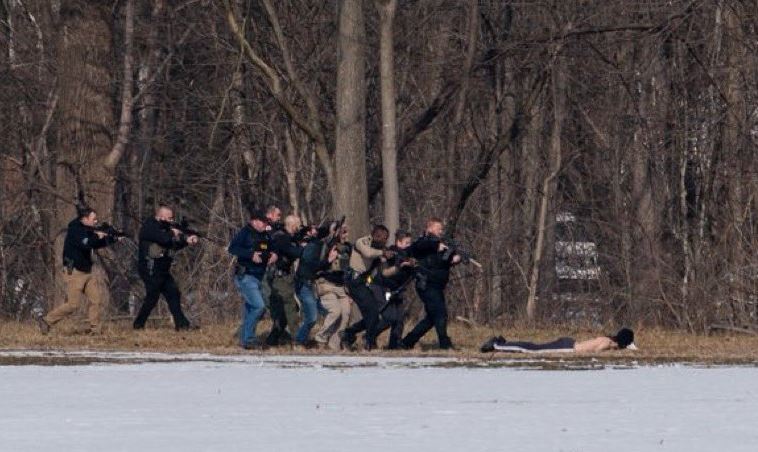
[{"x1": 1, "y1": 0, "x2": 756, "y2": 331}]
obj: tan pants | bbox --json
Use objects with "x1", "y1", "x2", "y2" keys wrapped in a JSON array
[
  {"x1": 314, "y1": 279, "x2": 351, "y2": 350},
  {"x1": 45, "y1": 269, "x2": 106, "y2": 329}
]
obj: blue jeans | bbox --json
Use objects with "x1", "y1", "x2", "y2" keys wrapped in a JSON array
[
  {"x1": 295, "y1": 280, "x2": 319, "y2": 344},
  {"x1": 235, "y1": 274, "x2": 266, "y2": 347}
]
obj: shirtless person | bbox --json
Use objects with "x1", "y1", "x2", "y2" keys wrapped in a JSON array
[{"x1": 480, "y1": 328, "x2": 637, "y2": 353}]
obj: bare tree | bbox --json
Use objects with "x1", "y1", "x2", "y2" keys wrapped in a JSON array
[
  {"x1": 335, "y1": 0, "x2": 370, "y2": 236},
  {"x1": 375, "y1": 0, "x2": 399, "y2": 239}
]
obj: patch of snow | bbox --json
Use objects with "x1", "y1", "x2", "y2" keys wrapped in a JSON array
[{"x1": 1, "y1": 357, "x2": 757, "y2": 451}]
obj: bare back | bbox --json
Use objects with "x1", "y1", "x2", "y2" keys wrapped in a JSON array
[{"x1": 574, "y1": 336, "x2": 617, "y2": 353}]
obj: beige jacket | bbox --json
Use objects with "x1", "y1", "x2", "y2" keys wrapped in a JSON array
[{"x1": 349, "y1": 235, "x2": 384, "y2": 273}]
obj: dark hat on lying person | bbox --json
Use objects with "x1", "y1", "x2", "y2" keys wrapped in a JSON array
[{"x1": 612, "y1": 328, "x2": 637, "y2": 350}]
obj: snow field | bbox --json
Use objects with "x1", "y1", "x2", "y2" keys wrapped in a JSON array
[{"x1": 1, "y1": 355, "x2": 756, "y2": 452}]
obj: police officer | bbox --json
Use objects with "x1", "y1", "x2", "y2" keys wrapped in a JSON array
[
  {"x1": 229, "y1": 208, "x2": 278, "y2": 349},
  {"x1": 313, "y1": 223, "x2": 353, "y2": 350},
  {"x1": 133, "y1": 205, "x2": 199, "y2": 331},
  {"x1": 373, "y1": 230, "x2": 416, "y2": 349},
  {"x1": 294, "y1": 222, "x2": 340, "y2": 348},
  {"x1": 265, "y1": 206, "x2": 283, "y2": 232},
  {"x1": 37, "y1": 206, "x2": 120, "y2": 334},
  {"x1": 401, "y1": 217, "x2": 461, "y2": 350},
  {"x1": 341, "y1": 225, "x2": 390, "y2": 351},
  {"x1": 265, "y1": 214, "x2": 303, "y2": 346}
]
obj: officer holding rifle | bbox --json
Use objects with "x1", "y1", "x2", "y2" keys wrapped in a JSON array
[
  {"x1": 133, "y1": 205, "x2": 199, "y2": 331},
  {"x1": 36, "y1": 205, "x2": 123, "y2": 335}
]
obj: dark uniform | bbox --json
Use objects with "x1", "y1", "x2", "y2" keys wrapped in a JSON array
[
  {"x1": 265, "y1": 228, "x2": 303, "y2": 345},
  {"x1": 373, "y1": 245, "x2": 416, "y2": 349},
  {"x1": 43, "y1": 219, "x2": 116, "y2": 330},
  {"x1": 342, "y1": 235, "x2": 386, "y2": 350},
  {"x1": 293, "y1": 237, "x2": 332, "y2": 345},
  {"x1": 62, "y1": 219, "x2": 116, "y2": 272},
  {"x1": 133, "y1": 217, "x2": 191, "y2": 330},
  {"x1": 401, "y1": 234, "x2": 457, "y2": 349}
]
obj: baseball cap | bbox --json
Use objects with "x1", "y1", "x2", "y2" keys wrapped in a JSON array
[{"x1": 249, "y1": 208, "x2": 269, "y2": 223}]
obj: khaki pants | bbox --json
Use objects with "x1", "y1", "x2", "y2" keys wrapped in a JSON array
[
  {"x1": 314, "y1": 279, "x2": 351, "y2": 350},
  {"x1": 45, "y1": 269, "x2": 106, "y2": 329}
]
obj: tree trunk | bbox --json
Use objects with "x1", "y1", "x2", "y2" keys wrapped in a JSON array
[
  {"x1": 445, "y1": 1, "x2": 479, "y2": 219},
  {"x1": 55, "y1": 0, "x2": 115, "y2": 219},
  {"x1": 230, "y1": 59, "x2": 256, "y2": 198},
  {"x1": 134, "y1": 0, "x2": 164, "y2": 223},
  {"x1": 375, "y1": 0, "x2": 399, "y2": 238},
  {"x1": 104, "y1": 0, "x2": 134, "y2": 170},
  {"x1": 722, "y1": 2, "x2": 748, "y2": 317},
  {"x1": 51, "y1": 0, "x2": 115, "y2": 312},
  {"x1": 526, "y1": 60, "x2": 565, "y2": 321},
  {"x1": 629, "y1": 51, "x2": 660, "y2": 320},
  {"x1": 284, "y1": 126, "x2": 300, "y2": 217},
  {"x1": 335, "y1": 0, "x2": 369, "y2": 236}
]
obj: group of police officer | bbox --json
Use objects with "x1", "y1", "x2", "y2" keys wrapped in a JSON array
[{"x1": 37, "y1": 204, "x2": 466, "y2": 351}]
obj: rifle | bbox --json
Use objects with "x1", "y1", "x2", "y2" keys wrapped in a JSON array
[
  {"x1": 160, "y1": 219, "x2": 204, "y2": 238},
  {"x1": 95, "y1": 222, "x2": 129, "y2": 239},
  {"x1": 441, "y1": 236, "x2": 482, "y2": 268},
  {"x1": 293, "y1": 224, "x2": 318, "y2": 244},
  {"x1": 326, "y1": 216, "x2": 346, "y2": 249}
]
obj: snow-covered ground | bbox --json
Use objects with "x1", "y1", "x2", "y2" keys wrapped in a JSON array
[{"x1": 1, "y1": 352, "x2": 756, "y2": 452}]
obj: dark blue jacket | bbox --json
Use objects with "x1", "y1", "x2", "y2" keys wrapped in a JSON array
[
  {"x1": 228, "y1": 225, "x2": 270, "y2": 279},
  {"x1": 63, "y1": 219, "x2": 114, "y2": 273},
  {"x1": 295, "y1": 239, "x2": 330, "y2": 282}
]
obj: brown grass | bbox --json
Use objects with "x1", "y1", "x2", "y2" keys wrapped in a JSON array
[{"x1": 2, "y1": 318, "x2": 758, "y2": 365}]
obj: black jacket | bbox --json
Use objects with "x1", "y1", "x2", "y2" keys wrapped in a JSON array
[
  {"x1": 409, "y1": 233, "x2": 453, "y2": 287},
  {"x1": 228, "y1": 225, "x2": 270, "y2": 279},
  {"x1": 270, "y1": 229, "x2": 302, "y2": 274},
  {"x1": 295, "y1": 239, "x2": 330, "y2": 282},
  {"x1": 62, "y1": 219, "x2": 114, "y2": 273},
  {"x1": 377, "y1": 245, "x2": 416, "y2": 292},
  {"x1": 138, "y1": 217, "x2": 188, "y2": 273}
]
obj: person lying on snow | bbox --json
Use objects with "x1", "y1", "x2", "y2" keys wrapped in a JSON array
[{"x1": 480, "y1": 328, "x2": 637, "y2": 353}]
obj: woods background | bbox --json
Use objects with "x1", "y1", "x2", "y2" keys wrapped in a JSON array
[{"x1": 0, "y1": 0, "x2": 756, "y2": 332}]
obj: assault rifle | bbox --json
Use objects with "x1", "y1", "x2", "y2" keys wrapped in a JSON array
[
  {"x1": 324, "y1": 216, "x2": 346, "y2": 250},
  {"x1": 159, "y1": 219, "x2": 204, "y2": 238},
  {"x1": 293, "y1": 224, "x2": 318, "y2": 244},
  {"x1": 318, "y1": 216, "x2": 346, "y2": 262},
  {"x1": 441, "y1": 236, "x2": 482, "y2": 268},
  {"x1": 95, "y1": 222, "x2": 129, "y2": 239}
]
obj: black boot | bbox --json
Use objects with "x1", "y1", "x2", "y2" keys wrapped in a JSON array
[
  {"x1": 265, "y1": 329, "x2": 282, "y2": 346},
  {"x1": 340, "y1": 331, "x2": 357, "y2": 350}
]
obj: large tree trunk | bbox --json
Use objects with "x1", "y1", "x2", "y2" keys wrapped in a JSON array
[
  {"x1": 55, "y1": 1, "x2": 115, "y2": 222},
  {"x1": 51, "y1": 0, "x2": 115, "y2": 312},
  {"x1": 721, "y1": 2, "x2": 748, "y2": 320},
  {"x1": 104, "y1": 0, "x2": 134, "y2": 171},
  {"x1": 375, "y1": 0, "x2": 399, "y2": 238},
  {"x1": 134, "y1": 0, "x2": 164, "y2": 223},
  {"x1": 629, "y1": 47, "x2": 661, "y2": 321},
  {"x1": 335, "y1": 0, "x2": 369, "y2": 236}
]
